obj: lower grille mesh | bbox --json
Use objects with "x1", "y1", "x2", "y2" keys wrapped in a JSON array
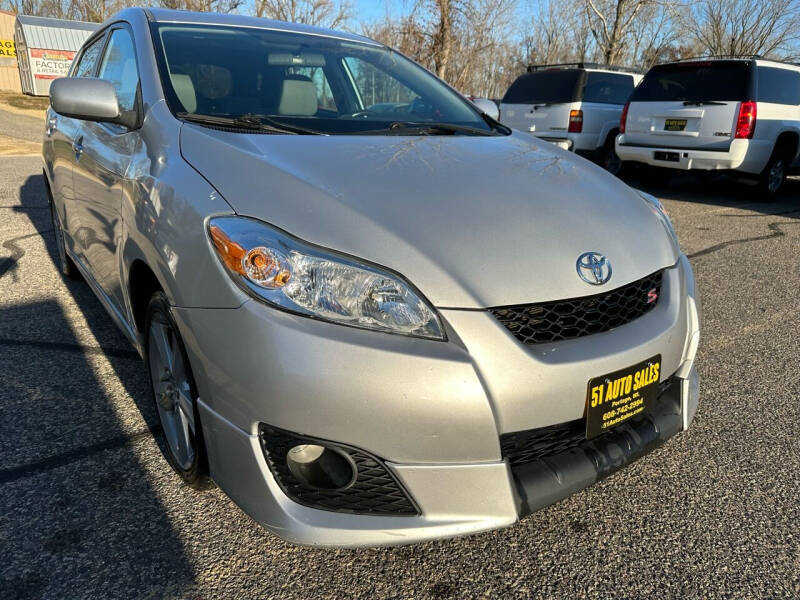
[
  {"x1": 501, "y1": 376, "x2": 676, "y2": 468},
  {"x1": 258, "y1": 426, "x2": 418, "y2": 516}
]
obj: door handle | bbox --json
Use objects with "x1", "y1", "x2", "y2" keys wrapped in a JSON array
[
  {"x1": 46, "y1": 115, "x2": 57, "y2": 137},
  {"x1": 72, "y1": 136, "x2": 84, "y2": 160}
]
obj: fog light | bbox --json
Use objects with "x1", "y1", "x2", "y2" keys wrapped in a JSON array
[{"x1": 286, "y1": 444, "x2": 356, "y2": 490}]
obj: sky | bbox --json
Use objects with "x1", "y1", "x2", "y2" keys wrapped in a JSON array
[{"x1": 349, "y1": 0, "x2": 406, "y2": 24}]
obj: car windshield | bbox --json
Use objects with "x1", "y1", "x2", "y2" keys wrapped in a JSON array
[
  {"x1": 151, "y1": 23, "x2": 494, "y2": 135},
  {"x1": 501, "y1": 70, "x2": 581, "y2": 105},
  {"x1": 630, "y1": 61, "x2": 751, "y2": 102}
]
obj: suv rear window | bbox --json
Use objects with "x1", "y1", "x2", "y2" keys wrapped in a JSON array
[
  {"x1": 757, "y1": 66, "x2": 800, "y2": 105},
  {"x1": 582, "y1": 72, "x2": 634, "y2": 104},
  {"x1": 631, "y1": 61, "x2": 751, "y2": 102},
  {"x1": 502, "y1": 70, "x2": 581, "y2": 104}
]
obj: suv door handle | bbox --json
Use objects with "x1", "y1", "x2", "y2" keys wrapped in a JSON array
[{"x1": 72, "y1": 136, "x2": 84, "y2": 160}]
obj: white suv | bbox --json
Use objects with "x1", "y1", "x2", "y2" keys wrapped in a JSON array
[
  {"x1": 616, "y1": 58, "x2": 800, "y2": 197},
  {"x1": 500, "y1": 63, "x2": 642, "y2": 174}
]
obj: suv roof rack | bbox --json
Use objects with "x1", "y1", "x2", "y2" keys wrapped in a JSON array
[
  {"x1": 674, "y1": 54, "x2": 763, "y2": 62},
  {"x1": 526, "y1": 62, "x2": 643, "y2": 74}
]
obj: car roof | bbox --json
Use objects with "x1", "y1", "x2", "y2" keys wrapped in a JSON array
[
  {"x1": 664, "y1": 56, "x2": 800, "y2": 72},
  {"x1": 110, "y1": 7, "x2": 381, "y2": 46}
]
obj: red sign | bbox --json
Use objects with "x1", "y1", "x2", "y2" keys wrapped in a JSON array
[{"x1": 30, "y1": 48, "x2": 75, "y2": 80}]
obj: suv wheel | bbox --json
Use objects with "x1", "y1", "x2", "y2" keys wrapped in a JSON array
[
  {"x1": 599, "y1": 139, "x2": 623, "y2": 176},
  {"x1": 49, "y1": 196, "x2": 79, "y2": 279},
  {"x1": 145, "y1": 291, "x2": 211, "y2": 489},
  {"x1": 758, "y1": 149, "x2": 788, "y2": 200}
]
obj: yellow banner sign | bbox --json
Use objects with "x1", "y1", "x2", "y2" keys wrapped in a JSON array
[{"x1": 0, "y1": 39, "x2": 15, "y2": 58}]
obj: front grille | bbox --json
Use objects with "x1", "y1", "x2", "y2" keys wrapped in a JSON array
[
  {"x1": 490, "y1": 270, "x2": 664, "y2": 344},
  {"x1": 258, "y1": 425, "x2": 418, "y2": 516},
  {"x1": 501, "y1": 376, "x2": 676, "y2": 468}
]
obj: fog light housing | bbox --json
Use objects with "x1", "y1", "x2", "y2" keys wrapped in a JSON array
[
  {"x1": 286, "y1": 444, "x2": 356, "y2": 490},
  {"x1": 258, "y1": 424, "x2": 419, "y2": 515}
]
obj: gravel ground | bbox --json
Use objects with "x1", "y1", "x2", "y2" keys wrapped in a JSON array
[
  {"x1": 0, "y1": 141, "x2": 798, "y2": 598},
  {"x1": 0, "y1": 109, "x2": 43, "y2": 144}
]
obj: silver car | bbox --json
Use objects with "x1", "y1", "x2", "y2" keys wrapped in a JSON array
[{"x1": 44, "y1": 8, "x2": 701, "y2": 547}]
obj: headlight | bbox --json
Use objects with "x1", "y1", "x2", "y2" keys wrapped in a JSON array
[
  {"x1": 638, "y1": 191, "x2": 679, "y2": 248},
  {"x1": 208, "y1": 216, "x2": 445, "y2": 341}
]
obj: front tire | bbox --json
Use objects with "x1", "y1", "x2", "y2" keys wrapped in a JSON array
[{"x1": 145, "y1": 291, "x2": 210, "y2": 489}]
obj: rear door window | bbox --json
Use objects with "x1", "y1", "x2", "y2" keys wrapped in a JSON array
[
  {"x1": 631, "y1": 61, "x2": 751, "y2": 102},
  {"x1": 757, "y1": 67, "x2": 800, "y2": 105},
  {"x1": 502, "y1": 70, "x2": 581, "y2": 104},
  {"x1": 582, "y1": 72, "x2": 634, "y2": 104}
]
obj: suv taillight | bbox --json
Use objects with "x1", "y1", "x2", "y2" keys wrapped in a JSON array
[
  {"x1": 568, "y1": 109, "x2": 583, "y2": 133},
  {"x1": 620, "y1": 102, "x2": 630, "y2": 134},
  {"x1": 735, "y1": 101, "x2": 757, "y2": 139}
]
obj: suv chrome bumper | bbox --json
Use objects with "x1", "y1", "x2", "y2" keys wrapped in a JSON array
[{"x1": 616, "y1": 135, "x2": 772, "y2": 174}]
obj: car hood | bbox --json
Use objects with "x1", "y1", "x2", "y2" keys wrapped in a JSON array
[{"x1": 180, "y1": 125, "x2": 679, "y2": 308}]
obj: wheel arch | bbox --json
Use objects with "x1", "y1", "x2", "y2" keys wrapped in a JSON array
[
  {"x1": 127, "y1": 258, "x2": 165, "y2": 335},
  {"x1": 774, "y1": 130, "x2": 799, "y2": 163}
]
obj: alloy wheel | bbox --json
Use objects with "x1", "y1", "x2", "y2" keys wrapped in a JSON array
[
  {"x1": 147, "y1": 315, "x2": 196, "y2": 470},
  {"x1": 767, "y1": 159, "x2": 785, "y2": 194}
]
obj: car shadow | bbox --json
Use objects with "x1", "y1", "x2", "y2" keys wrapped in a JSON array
[
  {"x1": 621, "y1": 167, "x2": 800, "y2": 217},
  {"x1": 0, "y1": 172, "x2": 197, "y2": 599}
]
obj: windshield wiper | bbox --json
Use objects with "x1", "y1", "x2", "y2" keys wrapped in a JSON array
[
  {"x1": 682, "y1": 100, "x2": 726, "y2": 106},
  {"x1": 235, "y1": 113, "x2": 324, "y2": 135},
  {"x1": 355, "y1": 121, "x2": 498, "y2": 136},
  {"x1": 176, "y1": 112, "x2": 322, "y2": 135}
]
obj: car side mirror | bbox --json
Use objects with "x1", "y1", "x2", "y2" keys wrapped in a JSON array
[
  {"x1": 471, "y1": 98, "x2": 500, "y2": 122},
  {"x1": 50, "y1": 77, "x2": 138, "y2": 130}
]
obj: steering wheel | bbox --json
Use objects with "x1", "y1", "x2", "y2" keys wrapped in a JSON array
[{"x1": 408, "y1": 96, "x2": 440, "y2": 119}]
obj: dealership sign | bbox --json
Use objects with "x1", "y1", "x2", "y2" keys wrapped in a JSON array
[
  {"x1": 30, "y1": 48, "x2": 75, "y2": 80},
  {"x1": 0, "y1": 39, "x2": 15, "y2": 58}
]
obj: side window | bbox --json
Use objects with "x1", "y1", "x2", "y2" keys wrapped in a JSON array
[
  {"x1": 343, "y1": 56, "x2": 417, "y2": 109},
  {"x1": 97, "y1": 28, "x2": 139, "y2": 113},
  {"x1": 73, "y1": 35, "x2": 105, "y2": 78},
  {"x1": 583, "y1": 72, "x2": 634, "y2": 105},
  {"x1": 757, "y1": 67, "x2": 800, "y2": 105}
]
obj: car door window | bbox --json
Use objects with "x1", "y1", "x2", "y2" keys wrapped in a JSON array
[
  {"x1": 583, "y1": 73, "x2": 634, "y2": 104},
  {"x1": 757, "y1": 67, "x2": 800, "y2": 105},
  {"x1": 97, "y1": 28, "x2": 139, "y2": 113},
  {"x1": 73, "y1": 35, "x2": 105, "y2": 77}
]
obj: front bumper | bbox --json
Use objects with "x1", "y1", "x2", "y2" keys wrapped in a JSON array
[
  {"x1": 174, "y1": 254, "x2": 701, "y2": 547},
  {"x1": 615, "y1": 135, "x2": 771, "y2": 174}
]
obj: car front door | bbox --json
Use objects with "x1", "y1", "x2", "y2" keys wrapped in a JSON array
[
  {"x1": 48, "y1": 32, "x2": 106, "y2": 266},
  {"x1": 71, "y1": 25, "x2": 141, "y2": 313}
]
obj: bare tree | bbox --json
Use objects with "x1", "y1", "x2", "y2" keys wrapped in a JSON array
[
  {"x1": 252, "y1": 0, "x2": 351, "y2": 28},
  {"x1": 584, "y1": 0, "x2": 657, "y2": 63},
  {"x1": 158, "y1": 0, "x2": 242, "y2": 14},
  {"x1": 627, "y1": 1, "x2": 680, "y2": 67},
  {"x1": 522, "y1": 0, "x2": 592, "y2": 65},
  {"x1": 679, "y1": 0, "x2": 800, "y2": 59}
]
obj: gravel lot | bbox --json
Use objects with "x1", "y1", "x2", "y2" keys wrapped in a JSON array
[{"x1": 0, "y1": 128, "x2": 798, "y2": 599}]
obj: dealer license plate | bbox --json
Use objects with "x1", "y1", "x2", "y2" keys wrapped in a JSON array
[
  {"x1": 585, "y1": 355, "x2": 661, "y2": 439},
  {"x1": 664, "y1": 119, "x2": 687, "y2": 131}
]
